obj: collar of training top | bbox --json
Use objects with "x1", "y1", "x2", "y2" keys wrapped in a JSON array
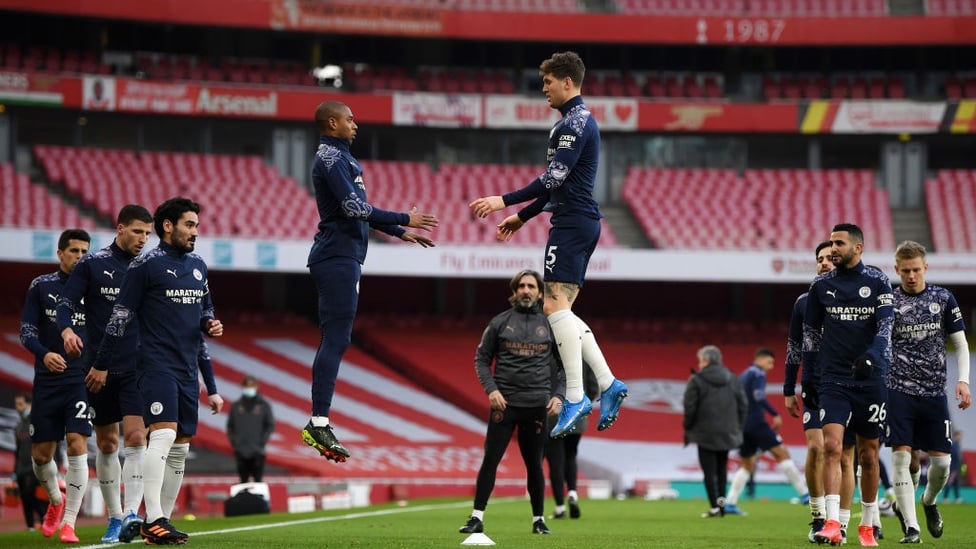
[
  {"x1": 558, "y1": 95, "x2": 584, "y2": 117},
  {"x1": 319, "y1": 134, "x2": 350, "y2": 150}
]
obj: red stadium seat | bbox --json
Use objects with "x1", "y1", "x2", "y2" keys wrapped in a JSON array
[{"x1": 621, "y1": 167, "x2": 895, "y2": 251}]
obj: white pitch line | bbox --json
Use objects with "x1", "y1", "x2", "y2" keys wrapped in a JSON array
[{"x1": 73, "y1": 499, "x2": 516, "y2": 549}]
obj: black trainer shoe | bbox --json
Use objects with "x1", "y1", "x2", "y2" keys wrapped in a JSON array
[
  {"x1": 458, "y1": 516, "x2": 483, "y2": 534},
  {"x1": 892, "y1": 500, "x2": 908, "y2": 536},
  {"x1": 532, "y1": 519, "x2": 551, "y2": 534},
  {"x1": 923, "y1": 503, "x2": 943, "y2": 538},
  {"x1": 550, "y1": 510, "x2": 566, "y2": 519},
  {"x1": 568, "y1": 496, "x2": 580, "y2": 519},
  {"x1": 808, "y1": 518, "x2": 825, "y2": 543},
  {"x1": 874, "y1": 524, "x2": 884, "y2": 540},
  {"x1": 899, "y1": 527, "x2": 921, "y2": 544},
  {"x1": 140, "y1": 517, "x2": 187, "y2": 545},
  {"x1": 302, "y1": 421, "x2": 350, "y2": 463}
]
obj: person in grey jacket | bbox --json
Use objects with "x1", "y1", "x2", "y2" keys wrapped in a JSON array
[
  {"x1": 459, "y1": 269, "x2": 566, "y2": 536},
  {"x1": 226, "y1": 376, "x2": 275, "y2": 483},
  {"x1": 683, "y1": 345, "x2": 747, "y2": 518}
]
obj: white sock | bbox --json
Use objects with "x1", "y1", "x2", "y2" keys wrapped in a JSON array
[
  {"x1": 549, "y1": 310, "x2": 583, "y2": 402},
  {"x1": 923, "y1": 454, "x2": 951, "y2": 506},
  {"x1": 63, "y1": 454, "x2": 89, "y2": 527},
  {"x1": 810, "y1": 495, "x2": 826, "y2": 519},
  {"x1": 826, "y1": 494, "x2": 840, "y2": 522},
  {"x1": 143, "y1": 429, "x2": 176, "y2": 522},
  {"x1": 839, "y1": 507, "x2": 850, "y2": 531},
  {"x1": 554, "y1": 504, "x2": 566, "y2": 514},
  {"x1": 574, "y1": 316, "x2": 615, "y2": 391},
  {"x1": 96, "y1": 449, "x2": 123, "y2": 519},
  {"x1": 310, "y1": 416, "x2": 329, "y2": 427},
  {"x1": 161, "y1": 443, "x2": 189, "y2": 519},
  {"x1": 892, "y1": 450, "x2": 920, "y2": 529},
  {"x1": 123, "y1": 445, "x2": 146, "y2": 515},
  {"x1": 778, "y1": 459, "x2": 808, "y2": 496},
  {"x1": 32, "y1": 458, "x2": 63, "y2": 506},
  {"x1": 533, "y1": 515, "x2": 544, "y2": 523},
  {"x1": 471, "y1": 509, "x2": 484, "y2": 520},
  {"x1": 567, "y1": 489, "x2": 578, "y2": 502},
  {"x1": 726, "y1": 467, "x2": 750, "y2": 505},
  {"x1": 911, "y1": 468, "x2": 921, "y2": 489},
  {"x1": 859, "y1": 500, "x2": 877, "y2": 527}
]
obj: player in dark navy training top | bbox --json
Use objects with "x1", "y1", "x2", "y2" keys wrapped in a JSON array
[
  {"x1": 723, "y1": 348, "x2": 808, "y2": 516},
  {"x1": 468, "y1": 51, "x2": 627, "y2": 439},
  {"x1": 92, "y1": 197, "x2": 223, "y2": 545},
  {"x1": 783, "y1": 241, "x2": 858, "y2": 541},
  {"x1": 803, "y1": 223, "x2": 893, "y2": 546},
  {"x1": 302, "y1": 100, "x2": 437, "y2": 463},
  {"x1": 20, "y1": 229, "x2": 90, "y2": 543},
  {"x1": 56, "y1": 204, "x2": 153, "y2": 543},
  {"x1": 886, "y1": 240, "x2": 970, "y2": 543}
]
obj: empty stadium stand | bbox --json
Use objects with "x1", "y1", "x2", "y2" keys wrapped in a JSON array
[
  {"x1": 762, "y1": 73, "x2": 908, "y2": 100},
  {"x1": 355, "y1": 313, "x2": 802, "y2": 447},
  {"x1": 927, "y1": 0, "x2": 976, "y2": 16},
  {"x1": 354, "y1": 0, "x2": 582, "y2": 10},
  {"x1": 29, "y1": 146, "x2": 616, "y2": 245},
  {"x1": 622, "y1": 168, "x2": 895, "y2": 251},
  {"x1": 6, "y1": 40, "x2": 974, "y2": 101},
  {"x1": 926, "y1": 170, "x2": 976, "y2": 253},
  {"x1": 616, "y1": 0, "x2": 887, "y2": 16},
  {"x1": 0, "y1": 44, "x2": 110, "y2": 74},
  {"x1": 0, "y1": 163, "x2": 96, "y2": 231},
  {"x1": 360, "y1": 160, "x2": 619, "y2": 247},
  {"x1": 34, "y1": 145, "x2": 319, "y2": 240}
]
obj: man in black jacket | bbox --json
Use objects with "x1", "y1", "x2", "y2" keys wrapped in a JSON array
[
  {"x1": 459, "y1": 269, "x2": 566, "y2": 536},
  {"x1": 683, "y1": 345, "x2": 747, "y2": 518},
  {"x1": 13, "y1": 393, "x2": 47, "y2": 531},
  {"x1": 227, "y1": 375, "x2": 275, "y2": 483}
]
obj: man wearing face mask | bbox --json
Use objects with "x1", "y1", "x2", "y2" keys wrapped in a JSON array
[{"x1": 227, "y1": 376, "x2": 275, "y2": 483}]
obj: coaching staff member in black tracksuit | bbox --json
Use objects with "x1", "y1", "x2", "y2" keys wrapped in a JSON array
[{"x1": 459, "y1": 269, "x2": 566, "y2": 537}]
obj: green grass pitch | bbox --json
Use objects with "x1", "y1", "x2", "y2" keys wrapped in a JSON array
[{"x1": 1, "y1": 497, "x2": 974, "y2": 547}]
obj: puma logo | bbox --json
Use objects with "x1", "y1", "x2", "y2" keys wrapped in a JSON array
[
  {"x1": 48, "y1": 293, "x2": 58, "y2": 302},
  {"x1": 68, "y1": 483, "x2": 82, "y2": 490},
  {"x1": 103, "y1": 270, "x2": 115, "y2": 280},
  {"x1": 826, "y1": 289, "x2": 837, "y2": 298},
  {"x1": 166, "y1": 269, "x2": 178, "y2": 278}
]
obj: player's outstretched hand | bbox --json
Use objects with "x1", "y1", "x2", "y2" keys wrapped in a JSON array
[
  {"x1": 406, "y1": 207, "x2": 438, "y2": 231},
  {"x1": 496, "y1": 215, "x2": 523, "y2": 241},
  {"x1": 400, "y1": 232, "x2": 435, "y2": 248},
  {"x1": 208, "y1": 394, "x2": 224, "y2": 414},
  {"x1": 468, "y1": 196, "x2": 504, "y2": 219},
  {"x1": 956, "y1": 381, "x2": 972, "y2": 410}
]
